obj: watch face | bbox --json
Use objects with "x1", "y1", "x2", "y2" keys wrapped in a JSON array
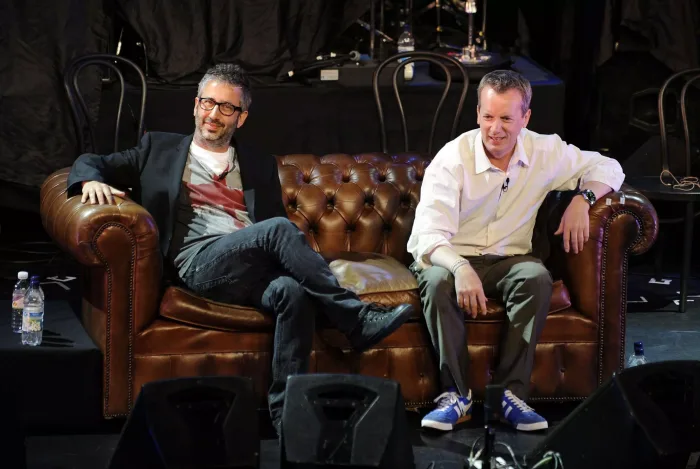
[{"x1": 582, "y1": 190, "x2": 595, "y2": 204}]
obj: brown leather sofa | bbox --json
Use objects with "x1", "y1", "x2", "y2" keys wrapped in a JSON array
[{"x1": 40, "y1": 152, "x2": 658, "y2": 418}]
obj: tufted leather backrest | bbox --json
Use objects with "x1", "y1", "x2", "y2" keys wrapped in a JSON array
[{"x1": 277, "y1": 153, "x2": 431, "y2": 265}]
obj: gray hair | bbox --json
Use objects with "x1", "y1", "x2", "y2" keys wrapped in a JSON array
[
  {"x1": 477, "y1": 70, "x2": 532, "y2": 116},
  {"x1": 197, "y1": 63, "x2": 252, "y2": 112}
]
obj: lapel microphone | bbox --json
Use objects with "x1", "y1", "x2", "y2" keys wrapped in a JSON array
[
  {"x1": 215, "y1": 161, "x2": 233, "y2": 181},
  {"x1": 501, "y1": 177, "x2": 510, "y2": 192}
]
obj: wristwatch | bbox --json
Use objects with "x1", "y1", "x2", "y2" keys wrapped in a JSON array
[{"x1": 577, "y1": 189, "x2": 596, "y2": 206}]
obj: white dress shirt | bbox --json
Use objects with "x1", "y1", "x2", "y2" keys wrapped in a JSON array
[{"x1": 407, "y1": 128, "x2": 625, "y2": 266}]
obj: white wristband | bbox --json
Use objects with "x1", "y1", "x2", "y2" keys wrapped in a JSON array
[{"x1": 450, "y1": 259, "x2": 470, "y2": 275}]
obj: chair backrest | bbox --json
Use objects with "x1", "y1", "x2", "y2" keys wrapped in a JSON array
[
  {"x1": 372, "y1": 51, "x2": 469, "y2": 156},
  {"x1": 658, "y1": 68, "x2": 700, "y2": 176},
  {"x1": 63, "y1": 54, "x2": 147, "y2": 154}
]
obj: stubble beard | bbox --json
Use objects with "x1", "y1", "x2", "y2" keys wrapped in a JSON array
[{"x1": 194, "y1": 114, "x2": 236, "y2": 151}]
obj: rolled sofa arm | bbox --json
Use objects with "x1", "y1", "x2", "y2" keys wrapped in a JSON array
[
  {"x1": 40, "y1": 169, "x2": 160, "y2": 267},
  {"x1": 591, "y1": 184, "x2": 659, "y2": 256},
  {"x1": 40, "y1": 167, "x2": 162, "y2": 333},
  {"x1": 560, "y1": 184, "x2": 658, "y2": 383},
  {"x1": 40, "y1": 168, "x2": 163, "y2": 417}
]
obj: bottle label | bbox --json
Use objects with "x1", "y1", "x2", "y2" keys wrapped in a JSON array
[
  {"x1": 22, "y1": 305, "x2": 43, "y2": 332},
  {"x1": 12, "y1": 292, "x2": 24, "y2": 310}
]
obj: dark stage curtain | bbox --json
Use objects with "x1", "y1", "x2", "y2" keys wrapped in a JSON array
[
  {"x1": 0, "y1": 0, "x2": 368, "y2": 203},
  {"x1": 117, "y1": 0, "x2": 369, "y2": 83},
  {"x1": 0, "y1": 0, "x2": 113, "y2": 190}
]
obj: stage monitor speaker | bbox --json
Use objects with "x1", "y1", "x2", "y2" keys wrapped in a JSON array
[
  {"x1": 526, "y1": 360, "x2": 700, "y2": 469},
  {"x1": 629, "y1": 87, "x2": 680, "y2": 135},
  {"x1": 280, "y1": 373, "x2": 415, "y2": 469},
  {"x1": 621, "y1": 134, "x2": 696, "y2": 177},
  {"x1": 108, "y1": 376, "x2": 259, "y2": 469}
]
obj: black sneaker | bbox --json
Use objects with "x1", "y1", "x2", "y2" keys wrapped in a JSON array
[{"x1": 348, "y1": 303, "x2": 414, "y2": 352}]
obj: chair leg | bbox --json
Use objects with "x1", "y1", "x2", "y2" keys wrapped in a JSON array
[{"x1": 679, "y1": 201, "x2": 695, "y2": 313}]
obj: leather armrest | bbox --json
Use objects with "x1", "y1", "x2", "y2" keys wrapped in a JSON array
[
  {"x1": 554, "y1": 184, "x2": 658, "y2": 382},
  {"x1": 40, "y1": 169, "x2": 160, "y2": 268},
  {"x1": 561, "y1": 185, "x2": 658, "y2": 318},
  {"x1": 592, "y1": 184, "x2": 659, "y2": 256},
  {"x1": 41, "y1": 168, "x2": 162, "y2": 417},
  {"x1": 40, "y1": 168, "x2": 162, "y2": 336}
]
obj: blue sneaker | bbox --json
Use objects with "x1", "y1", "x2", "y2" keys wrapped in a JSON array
[
  {"x1": 501, "y1": 390, "x2": 548, "y2": 431},
  {"x1": 421, "y1": 389, "x2": 472, "y2": 431}
]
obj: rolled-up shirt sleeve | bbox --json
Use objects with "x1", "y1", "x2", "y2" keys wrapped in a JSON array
[
  {"x1": 548, "y1": 135, "x2": 625, "y2": 192},
  {"x1": 407, "y1": 148, "x2": 463, "y2": 265}
]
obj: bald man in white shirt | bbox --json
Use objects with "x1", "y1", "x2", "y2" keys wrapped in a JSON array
[{"x1": 408, "y1": 70, "x2": 625, "y2": 433}]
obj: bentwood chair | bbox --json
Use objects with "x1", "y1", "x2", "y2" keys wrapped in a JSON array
[
  {"x1": 625, "y1": 68, "x2": 700, "y2": 313},
  {"x1": 63, "y1": 53, "x2": 147, "y2": 154},
  {"x1": 373, "y1": 51, "x2": 469, "y2": 156}
]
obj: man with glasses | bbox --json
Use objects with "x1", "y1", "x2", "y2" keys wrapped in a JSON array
[{"x1": 66, "y1": 63, "x2": 414, "y2": 436}]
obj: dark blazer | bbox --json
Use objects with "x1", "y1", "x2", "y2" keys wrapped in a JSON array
[{"x1": 66, "y1": 132, "x2": 287, "y2": 258}]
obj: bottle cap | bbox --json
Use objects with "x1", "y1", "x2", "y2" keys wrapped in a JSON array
[
  {"x1": 31, "y1": 275, "x2": 40, "y2": 282},
  {"x1": 634, "y1": 341, "x2": 644, "y2": 355},
  {"x1": 18, "y1": 271, "x2": 28, "y2": 280}
]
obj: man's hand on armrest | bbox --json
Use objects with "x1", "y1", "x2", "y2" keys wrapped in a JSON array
[
  {"x1": 555, "y1": 181, "x2": 614, "y2": 254},
  {"x1": 81, "y1": 181, "x2": 125, "y2": 205}
]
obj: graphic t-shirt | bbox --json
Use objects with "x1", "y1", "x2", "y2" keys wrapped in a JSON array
[{"x1": 170, "y1": 141, "x2": 252, "y2": 277}]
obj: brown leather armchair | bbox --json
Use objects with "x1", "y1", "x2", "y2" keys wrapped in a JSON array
[{"x1": 40, "y1": 152, "x2": 658, "y2": 418}]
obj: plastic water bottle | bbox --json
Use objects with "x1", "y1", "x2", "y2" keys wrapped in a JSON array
[
  {"x1": 397, "y1": 25, "x2": 415, "y2": 81},
  {"x1": 11, "y1": 271, "x2": 29, "y2": 333},
  {"x1": 30, "y1": 275, "x2": 45, "y2": 301},
  {"x1": 627, "y1": 341, "x2": 648, "y2": 367},
  {"x1": 22, "y1": 276, "x2": 44, "y2": 346}
]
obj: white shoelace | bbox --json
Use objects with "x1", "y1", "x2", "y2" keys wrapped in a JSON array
[
  {"x1": 504, "y1": 389, "x2": 533, "y2": 412},
  {"x1": 433, "y1": 391, "x2": 460, "y2": 409}
]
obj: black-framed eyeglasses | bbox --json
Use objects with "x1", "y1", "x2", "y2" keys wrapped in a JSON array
[{"x1": 197, "y1": 97, "x2": 243, "y2": 116}]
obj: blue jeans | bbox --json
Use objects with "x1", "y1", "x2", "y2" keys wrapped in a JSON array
[{"x1": 180, "y1": 217, "x2": 367, "y2": 424}]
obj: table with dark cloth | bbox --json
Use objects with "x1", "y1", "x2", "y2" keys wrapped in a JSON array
[{"x1": 96, "y1": 55, "x2": 564, "y2": 157}]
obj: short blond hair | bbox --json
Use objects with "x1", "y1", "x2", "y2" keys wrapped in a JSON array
[{"x1": 477, "y1": 70, "x2": 532, "y2": 116}]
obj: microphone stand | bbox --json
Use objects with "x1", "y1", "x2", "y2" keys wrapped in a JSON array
[{"x1": 481, "y1": 384, "x2": 504, "y2": 469}]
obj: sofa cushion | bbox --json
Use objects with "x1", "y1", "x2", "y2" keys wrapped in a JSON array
[
  {"x1": 548, "y1": 280, "x2": 573, "y2": 314},
  {"x1": 160, "y1": 254, "x2": 571, "y2": 332},
  {"x1": 325, "y1": 251, "x2": 422, "y2": 319},
  {"x1": 327, "y1": 252, "x2": 571, "y2": 321},
  {"x1": 471, "y1": 279, "x2": 572, "y2": 320},
  {"x1": 160, "y1": 287, "x2": 273, "y2": 332}
]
